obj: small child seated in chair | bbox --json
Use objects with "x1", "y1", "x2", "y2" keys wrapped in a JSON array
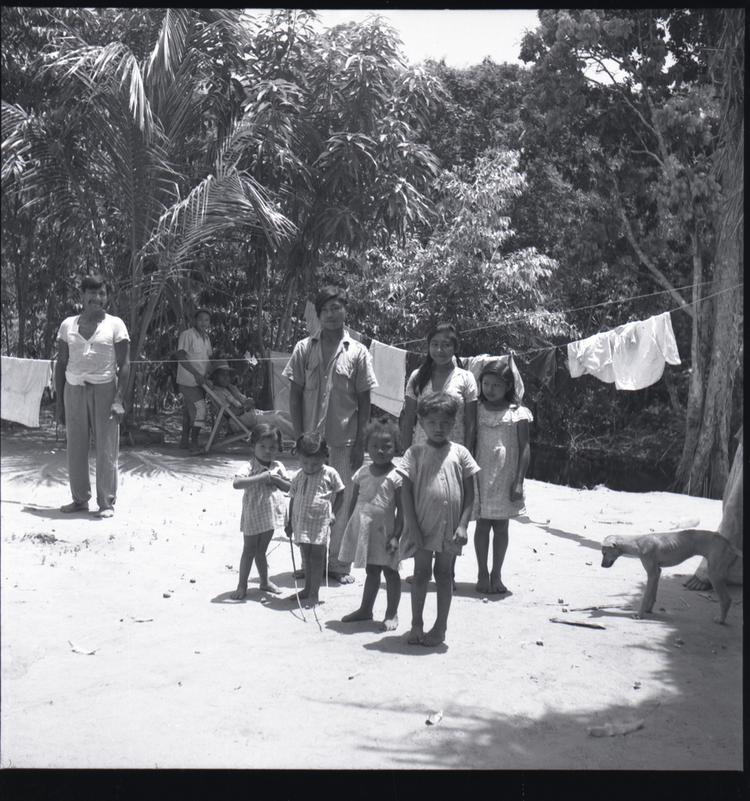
[{"x1": 208, "y1": 361, "x2": 295, "y2": 440}]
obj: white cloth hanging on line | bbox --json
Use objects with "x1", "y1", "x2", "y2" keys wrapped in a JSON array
[
  {"x1": 567, "y1": 312, "x2": 680, "y2": 390},
  {"x1": 1, "y1": 356, "x2": 53, "y2": 427},
  {"x1": 368, "y1": 339, "x2": 407, "y2": 417}
]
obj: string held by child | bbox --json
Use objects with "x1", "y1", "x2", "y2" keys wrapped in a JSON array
[
  {"x1": 230, "y1": 424, "x2": 292, "y2": 600},
  {"x1": 400, "y1": 393, "x2": 480, "y2": 646},
  {"x1": 285, "y1": 433, "x2": 345, "y2": 608},
  {"x1": 339, "y1": 417, "x2": 404, "y2": 631},
  {"x1": 473, "y1": 356, "x2": 532, "y2": 595}
]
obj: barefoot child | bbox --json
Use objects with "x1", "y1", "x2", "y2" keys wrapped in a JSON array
[
  {"x1": 231, "y1": 424, "x2": 292, "y2": 599},
  {"x1": 473, "y1": 357, "x2": 532, "y2": 595},
  {"x1": 285, "y1": 433, "x2": 345, "y2": 607},
  {"x1": 339, "y1": 418, "x2": 404, "y2": 631},
  {"x1": 400, "y1": 393, "x2": 480, "y2": 646}
]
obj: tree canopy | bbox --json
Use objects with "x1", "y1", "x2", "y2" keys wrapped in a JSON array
[{"x1": 1, "y1": 7, "x2": 743, "y2": 497}]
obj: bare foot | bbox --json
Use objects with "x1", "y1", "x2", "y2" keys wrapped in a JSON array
[
  {"x1": 302, "y1": 596, "x2": 320, "y2": 609},
  {"x1": 330, "y1": 572, "x2": 355, "y2": 585},
  {"x1": 489, "y1": 575, "x2": 507, "y2": 594},
  {"x1": 406, "y1": 626, "x2": 424, "y2": 644},
  {"x1": 260, "y1": 581, "x2": 281, "y2": 594},
  {"x1": 341, "y1": 608, "x2": 374, "y2": 622},
  {"x1": 287, "y1": 589, "x2": 309, "y2": 602},
  {"x1": 684, "y1": 575, "x2": 711, "y2": 591},
  {"x1": 381, "y1": 615, "x2": 398, "y2": 631},
  {"x1": 714, "y1": 616, "x2": 727, "y2": 625},
  {"x1": 421, "y1": 627, "x2": 446, "y2": 647},
  {"x1": 231, "y1": 587, "x2": 247, "y2": 600},
  {"x1": 476, "y1": 574, "x2": 490, "y2": 593},
  {"x1": 405, "y1": 575, "x2": 414, "y2": 584}
]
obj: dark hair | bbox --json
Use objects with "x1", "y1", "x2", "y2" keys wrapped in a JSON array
[
  {"x1": 413, "y1": 322, "x2": 462, "y2": 396},
  {"x1": 478, "y1": 357, "x2": 520, "y2": 407},
  {"x1": 417, "y1": 392, "x2": 459, "y2": 419},
  {"x1": 80, "y1": 274, "x2": 108, "y2": 293},
  {"x1": 194, "y1": 308, "x2": 211, "y2": 321},
  {"x1": 295, "y1": 432, "x2": 329, "y2": 458},
  {"x1": 250, "y1": 423, "x2": 283, "y2": 452},
  {"x1": 314, "y1": 285, "x2": 349, "y2": 315},
  {"x1": 364, "y1": 416, "x2": 401, "y2": 454}
]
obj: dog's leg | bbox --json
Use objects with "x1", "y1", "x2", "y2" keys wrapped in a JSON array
[{"x1": 638, "y1": 566, "x2": 661, "y2": 617}]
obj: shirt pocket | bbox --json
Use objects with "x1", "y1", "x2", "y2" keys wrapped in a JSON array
[{"x1": 332, "y1": 355, "x2": 355, "y2": 393}]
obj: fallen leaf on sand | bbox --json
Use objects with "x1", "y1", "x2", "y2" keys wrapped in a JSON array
[
  {"x1": 588, "y1": 719, "x2": 644, "y2": 737},
  {"x1": 426, "y1": 710, "x2": 443, "y2": 726},
  {"x1": 131, "y1": 617, "x2": 153, "y2": 623},
  {"x1": 348, "y1": 672, "x2": 361, "y2": 680},
  {"x1": 536, "y1": 640, "x2": 544, "y2": 646},
  {"x1": 162, "y1": 593, "x2": 171, "y2": 598},
  {"x1": 68, "y1": 640, "x2": 97, "y2": 655}
]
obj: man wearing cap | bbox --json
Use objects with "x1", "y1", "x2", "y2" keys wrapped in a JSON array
[
  {"x1": 283, "y1": 285, "x2": 378, "y2": 584},
  {"x1": 208, "y1": 360, "x2": 295, "y2": 439},
  {"x1": 176, "y1": 309, "x2": 213, "y2": 453}
]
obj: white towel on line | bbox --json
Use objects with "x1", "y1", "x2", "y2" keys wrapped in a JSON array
[
  {"x1": 1, "y1": 356, "x2": 53, "y2": 427},
  {"x1": 369, "y1": 339, "x2": 407, "y2": 418}
]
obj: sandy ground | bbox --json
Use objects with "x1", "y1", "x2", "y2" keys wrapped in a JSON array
[{"x1": 0, "y1": 422, "x2": 743, "y2": 771}]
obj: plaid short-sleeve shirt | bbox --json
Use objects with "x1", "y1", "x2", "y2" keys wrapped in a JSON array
[
  {"x1": 237, "y1": 457, "x2": 291, "y2": 536},
  {"x1": 289, "y1": 464, "x2": 345, "y2": 545}
]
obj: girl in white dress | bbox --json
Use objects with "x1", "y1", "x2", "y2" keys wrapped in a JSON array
[
  {"x1": 473, "y1": 356, "x2": 532, "y2": 594},
  {"x1": 339, "y1": 418, "x2": 404, "y2": 631}
]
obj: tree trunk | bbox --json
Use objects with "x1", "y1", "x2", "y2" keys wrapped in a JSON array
[{"x1": 675, "y1": 12, "x2": 744, "y2": 497}]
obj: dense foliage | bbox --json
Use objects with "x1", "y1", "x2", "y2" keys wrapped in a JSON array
[{"x1": 1, "y1": 8, "x2": 743, "y2": 496}]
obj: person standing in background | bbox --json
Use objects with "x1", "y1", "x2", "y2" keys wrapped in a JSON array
[{"x1": 176, "y1": 309, "x2": 213, "y2": 454}]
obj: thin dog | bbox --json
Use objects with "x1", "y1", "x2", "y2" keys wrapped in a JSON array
[{"x1": 601, "y1": 529, "x2": 742, "y2": 624}]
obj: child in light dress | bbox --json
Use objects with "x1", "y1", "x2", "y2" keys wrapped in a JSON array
[
  {"x1": 285, "y1": 433, "x2": 345, "y2": 607},
  {"x1": 339, "y1": 418, "x2": 404, "y2": 631},
  {"x1": 473, "y1": 357, "x2": 532, "y2": 594},
  {"x1": 400, "y1": 393, "x2": 480, "y2": 646},
  {"x1": 230, "y1": 424, "x2": 291, "y2": 599}
]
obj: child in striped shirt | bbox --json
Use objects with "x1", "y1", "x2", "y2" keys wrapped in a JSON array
[
  {"x1": 231, "y1": 424, "x2": 291, "y2": 599},
  {"x1": 285, "y1": 433, "x2": 345, "y2": 608}
]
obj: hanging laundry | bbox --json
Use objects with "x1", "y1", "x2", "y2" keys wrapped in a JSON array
[
  {"x1": 522, "y1": 347, "x2": 557, "y2": 390},
  {"x1": 567, "y1": 312, "x2": 680, "y2": 390},
  {"x1": 611, "y1": 312, "x2": 681, "y2": 390},
  {"x1": 369, "y1": 339, "x2": 407, "y2": 418},
  {"x1": 304, "y1": 301, "x2": 320, "y2": 338},
  {"x1": 567, "y1": 331, "x2": 616, "y2": 384},
  {"x1": 269, "y1": 351, "x2": 293, "y2": 415},
  {"x1": 1, "y1": 356, "x2": 53, "y2": 427}
]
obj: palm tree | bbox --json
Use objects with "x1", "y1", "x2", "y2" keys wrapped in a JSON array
[{"x1": 2, "y1": 8, "x2": 296, "y2": 402}]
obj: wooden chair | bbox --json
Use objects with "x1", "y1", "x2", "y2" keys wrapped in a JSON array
[{"x1": 202, "y1": 383, "x2": 254, "y2": 453}]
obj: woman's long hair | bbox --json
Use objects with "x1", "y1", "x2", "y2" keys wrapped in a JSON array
[{"x1": 413, "y1": 322, "x2": 462, "y2": 396}]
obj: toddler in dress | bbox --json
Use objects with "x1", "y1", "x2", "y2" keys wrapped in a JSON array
[
  {"x1": 400, "y1": 393, "x2": 480, "y2": 646},
  {"x1": 230, "y1": 424, "x2": 291, "y2": 599},
  {"x1": 285, "y1": 433, "x2": 345, "y2": 608},
  {"x1": 473, "y1": 357, "x2": 532, "y2": 594},
  {"x1": 339, "y1": 418, "x2": 404, "y2": 631}
]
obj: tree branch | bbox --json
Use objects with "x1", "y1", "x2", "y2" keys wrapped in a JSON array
[{"x1": 610, "y1": 173, "x2": 694, "y2": 318}]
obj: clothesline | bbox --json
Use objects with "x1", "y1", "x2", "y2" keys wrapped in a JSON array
[
  {"x1": 119, "y1": 280, "x2": 742, "y2": 364},
  {"x1": 392, "y1": 278, "x2": 731, "y2": 347}
]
